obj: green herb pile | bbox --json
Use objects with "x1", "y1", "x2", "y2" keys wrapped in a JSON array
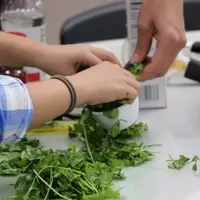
[{"x1": 0, "y1": 109, "x2": 154, "y2": 200}]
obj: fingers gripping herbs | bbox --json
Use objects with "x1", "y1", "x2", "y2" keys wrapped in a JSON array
[
  {"x1": 78, "y1": 61, "x2": 146, "y2": 119},
  {"x1": 124, "y1": 61, "x2": 146, "y2": 81},
  {"x1": 88, "y1": 62, "x2": 145, "y2": 113},
  {"x1": 0, "y1": 110, "x2": 153, "y2": 200}
]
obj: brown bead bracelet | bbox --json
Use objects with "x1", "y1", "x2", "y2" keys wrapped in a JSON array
[{"x1": 50, "y1": 75, "x2": 77, "y2": 114}]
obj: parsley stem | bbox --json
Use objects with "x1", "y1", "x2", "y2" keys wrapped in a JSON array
[
  {"x1": 58, "y1": 166, "x2": 98, "y2": 193},
  {"x1": 33, "y1": 169, "x2": 71, "y2": 200},
  {"x1": 78, "y1": 182, "x2": 88, "y2": 191},
  {"x1": 39, "y1": 165, "x2": 85, "y2": 176},
  {"x1": 33, "y1": 165, "x2": 98, "y2": 196},
  {"x1": 81, "y1": 119, "x2": 94, "y2": 163},
  {"x1": 80, "y1": 179, "x2": 98, "y2": 193},
  {"x1": 58, "y1": 166, "x2": 85, "y2": 176},
  {"x1": 44, "y1": 167, "x2": 53, "y2": 200}
]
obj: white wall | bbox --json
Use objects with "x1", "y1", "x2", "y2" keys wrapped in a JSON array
[{"x1": 44, "y1": 0, "x2": 120, "y2": 44}]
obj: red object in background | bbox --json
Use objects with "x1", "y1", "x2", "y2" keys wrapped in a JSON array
[
  {"x1": 3, "y1": 31, "x2": 40, "y2": 83},
  {"x1": 23, "y1": 73, "x2": 40, "y2": 83},
  {"x1": 7, "y1": 32, "x2": 27, "y2": 38},
  {"x1": 0, "y1": 69, "x2": 40, "y2": 83},
  {"x1": 15, "y1": 71, "x2": 40, "y2": 83}
]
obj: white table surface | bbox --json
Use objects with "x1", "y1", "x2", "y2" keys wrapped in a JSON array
[{"x1": 1, "y1": 31, "x2": 200, "y2": 200}]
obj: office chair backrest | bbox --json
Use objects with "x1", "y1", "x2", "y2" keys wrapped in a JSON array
[
  {"x1": 184, "y1": 0, "x2": 200, "y2": 31},
  {"x1": 60, "y1": 2, "x2": 126, "y2": 44}
]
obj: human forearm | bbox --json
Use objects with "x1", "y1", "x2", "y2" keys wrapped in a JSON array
[
  {"x1": 26, "y1": 79, "x2": 72, "y2": 128},
  {"x1": 0, "y1": 75, "x2": 75, "y2": 143},
  {"x1": 0, "y1": 31, "x2": 44, "y2": 68}
]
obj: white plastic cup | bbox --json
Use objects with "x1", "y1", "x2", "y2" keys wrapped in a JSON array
[{"x1": 92, "y1": 97, "x2": 139, "y2": 131}]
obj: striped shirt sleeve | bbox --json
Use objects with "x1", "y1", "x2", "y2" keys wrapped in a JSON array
[{"x1": 0, "y1": 75, "x2": 33, "y2": 144}]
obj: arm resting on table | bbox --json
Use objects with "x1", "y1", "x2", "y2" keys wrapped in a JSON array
[
  {"x1": 0, "y1": 75, "x2": 71, "y2": 143},
  {"x1": 27, "y1": 78, "x2": 71, "y2": 128}
]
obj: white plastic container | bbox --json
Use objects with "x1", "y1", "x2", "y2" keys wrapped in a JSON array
[{"x1": 92, "y1": 97, "x2": 139, "y2": 131}]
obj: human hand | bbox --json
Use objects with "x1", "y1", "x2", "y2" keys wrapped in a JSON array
[
  {"x1": 37, "y1": 44, "x2": 121, "y2": 76},
  {"x1": 66, "y1": 61, "x2": 140, "y2": 105},
  {"x1": 131, "y1": 0, "x2": 186, "y2": 81}
]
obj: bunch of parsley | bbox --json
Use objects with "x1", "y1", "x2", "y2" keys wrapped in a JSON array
[{"x1": 0, "y1": 110, "x2": 153, "y2": 200}]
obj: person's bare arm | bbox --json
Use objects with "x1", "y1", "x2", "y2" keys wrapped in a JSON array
[
  {"x1": 0, "y1": 31, "x2": 43, "y2": 68},
  {"x1": 0, "y1": 31, "x2": 121, "y2": 76},
  {"x1": 26, "y1": 79, "x2": 71, "y2": 128}
]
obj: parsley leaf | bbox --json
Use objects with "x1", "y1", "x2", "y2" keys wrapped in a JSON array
[
  {"x1": 103, "y1": 108, "x2": 119, "y2": 119},
  {"x1": 167, "y1": 155, "x2": 200, "y2": 172}
]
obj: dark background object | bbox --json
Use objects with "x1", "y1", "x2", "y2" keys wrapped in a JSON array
[
  {"x1": 60, "y1": 0, "x2": 200, "y2": 45},
  {"x1": 60, "y1": 1, "x2": 126, "y2": 44},
  {"x1": 191, "y1": 42, "x2": 200, "y2": 53},
  {"x1": 185, "y1": 59, "x2": 200, "y2": 82},
  {"x1": 0, "y1": 0, "x2": 7, "y2": 30},
  {"x1": 184, "y1": 0, "x2": 200, "y2": 31}
]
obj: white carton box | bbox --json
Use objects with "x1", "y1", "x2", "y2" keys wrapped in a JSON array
[{"x1": 126, "y1": 0, "x2": 167, "y2": 108}]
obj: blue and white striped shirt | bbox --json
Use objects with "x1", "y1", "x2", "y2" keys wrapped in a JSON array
[{"x1": 0, "y1": 75, "x2": 33, "y2": 143}]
